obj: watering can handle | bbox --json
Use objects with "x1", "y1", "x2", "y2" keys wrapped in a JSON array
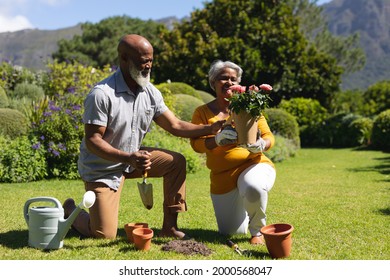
[{"x1": 23, "y1": 197, "x2": 63, "y2": 225}]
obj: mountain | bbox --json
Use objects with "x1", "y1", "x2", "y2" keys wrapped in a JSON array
[
  {"x1": 321, "y1": 0, "x2": 390, "y2": 90},
  {"x1": 1, "y1": 1, "x2": 390, "y2": 90},
  {"x1": 0, "y1": 25, "x2": 82, "y2": 70}
]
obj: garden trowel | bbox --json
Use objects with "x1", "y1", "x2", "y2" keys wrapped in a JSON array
[{"x1": 137, "y1": 171, "x2": 153, "y2": 210}]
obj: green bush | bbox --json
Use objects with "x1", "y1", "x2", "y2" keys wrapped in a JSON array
[
  {"x1": 173, "y1": 94, "x2": 205, "y2": 121},
  {"x1": 329, "y1": 89, "x2": 365, "y2": 115},
  {"x1": 362, "y1": 81, "x2": 390, "y2": 117},
  {"x1": 142, "y1": 125, "x2": 204, "y2": 174},
  {"x1": 349, "y1": 117, "x2": 373, "y2": 146},
  {"x1": 156, "y1": 82, "x2": 201, "y2": 99},
  {"x1": 0, "y1": 135, "x2": 47, "y2": 183},
  {"x1": 264, "y1": 108, "x2": 300, "y2": 148},
  {"x1": 7, "y1": 82, "x2": 46, "y2": 112},
  {"x1": 264, "y1": 134, "x2": 298, "y2": 163},
  {"x1": 320, "y1": 113, "x2": 359, "y2": 147},
  {"x1": 196, "y1": 90, "x2": 215, "y2": 103},
  {"x1": 0, "y1": 86, "x2": 8, "y2": 108},
  {"x1": 306, "y1": 113, "x2": 371, "y2": 148},
  {"x1": 371, "y1": 109, "x2": 390, "y2": 151},
  {"x1": 279, "y1": 97, "x2": 328, "y2": 127},
  {"x1": 279, "y1": 98, "x2": 328, "y2": 147},
  {"x1": 11, "y1": 82, "x2": 45, "y2": 101},
  {"x1": 0, "y1": 108, "x2": 29, "y2": 137}
]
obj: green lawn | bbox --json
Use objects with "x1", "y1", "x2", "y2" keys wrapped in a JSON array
[{"x1": 0, "y1": 148, "x2": 389, "y2": 260}]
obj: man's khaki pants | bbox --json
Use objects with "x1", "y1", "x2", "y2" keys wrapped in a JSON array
[{"x1": 80, "y1": 147, "x2": 187, "y2": 239}]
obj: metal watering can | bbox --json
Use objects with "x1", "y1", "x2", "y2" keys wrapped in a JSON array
[{"x1": 23, "y1": 191, "x2": 96, "y2": 250}]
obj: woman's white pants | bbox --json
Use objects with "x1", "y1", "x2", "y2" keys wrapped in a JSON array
[{"x1": 210, "y1": 163, "x2": 276, "y2": 237}]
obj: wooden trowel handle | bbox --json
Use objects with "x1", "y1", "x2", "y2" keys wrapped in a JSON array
[{"x1": 142, "y1": 170, "x2": 148, "y2": 178}]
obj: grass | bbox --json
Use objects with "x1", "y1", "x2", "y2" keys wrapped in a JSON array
[{"x1": 0, "y1": 148, "x2": 389, "y2": 260}]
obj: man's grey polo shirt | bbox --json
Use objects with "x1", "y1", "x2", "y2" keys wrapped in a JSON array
[{"x1": 78, "y1": 69, "x2": 168, "y2": 190}]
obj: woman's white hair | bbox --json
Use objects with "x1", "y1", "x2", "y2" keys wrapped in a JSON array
[{"x1": 208, "y1": 60, "x2": 243, "y2": 91}]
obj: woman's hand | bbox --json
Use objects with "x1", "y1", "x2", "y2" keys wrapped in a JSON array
[
  {"x1": 215, "y1": 126, "x2": 238, "y2": 146},
  {"x1": 244, "y1": 138, "x2": 267, "y2": 153}
]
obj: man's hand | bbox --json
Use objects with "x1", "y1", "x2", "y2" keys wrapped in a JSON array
[
  {"x1": 215, "y1": 127, "x2": 238, "y2": 146},
  {"x1": 129, "y1": 150, "x2": 152, "y2": 170},
  {"x1": 245, "y1": 138, "x2": 267, "y2": 153},
  {"x1": 210, "y1": 120, "x2": 226, "y2": 135}
]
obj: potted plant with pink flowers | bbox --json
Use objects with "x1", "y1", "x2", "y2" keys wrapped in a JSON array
[{"x1": 225, "y1": 84, "x2": 273, "y2": 145}]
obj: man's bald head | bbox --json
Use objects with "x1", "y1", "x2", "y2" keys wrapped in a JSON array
[{"x1": 117, "y1": 34, "x2": 153, "y2": 61}]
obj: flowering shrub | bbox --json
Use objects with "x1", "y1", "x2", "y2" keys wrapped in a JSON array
[
  {"x1": 27, "y1": 61, "x2": 113, "y2": 179},
  {"x1": 0, "y1": 61, "x2": 37, "y2": 91},
  {"x1": 42, "y1": 60, "x2": 112, "y2": 97},
  {"x1": 226, "y1": 84, "x2": 272, "y2": 118},
  {"x1": 30, "y1": 91, "x2": 84, "y2": 179},
  {"x1": 0, "y1": 135, "x2": 47, "y2": 183}
]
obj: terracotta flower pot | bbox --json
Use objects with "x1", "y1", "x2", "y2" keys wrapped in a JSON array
[
  {"x1": 231, "y1": 111, "x2": 258, "y2": 145},
  {"x1": 260, "y1": 223, "x2": 294, "y2": 259},
  {"x1": 132, "y1": 227, "x2": 154, "y2": 251},
  {"x1": 124, "y1": 222, "x2": 148, "y2": 243}
]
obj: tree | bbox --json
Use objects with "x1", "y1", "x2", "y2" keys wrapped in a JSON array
[
  {"x1": 52, "y1": 16, "x2": 167, "y2": 68},
  {"x1": 155, "y1": 0, "x2": 342, "y2": 107}
]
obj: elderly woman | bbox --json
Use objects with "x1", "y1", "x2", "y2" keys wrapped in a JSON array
[{"x1": 190, "y1": 60, "x2": 276, "y2": 244}]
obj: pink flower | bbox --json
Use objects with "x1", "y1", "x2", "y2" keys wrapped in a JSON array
[
  {"x1": 249, "y1": 85, "x2": 259, "y2": 91},
  {"x1": 229, "y1": 85, "x2": 246, "y2": 93},
  {"x1": 259, "y1": 84, "x2": 273, "y2": 91}
]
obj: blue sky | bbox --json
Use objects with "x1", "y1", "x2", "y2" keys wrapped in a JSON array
[{"x1": 0, "y1": 0, "x2": 332, "y2": 33}]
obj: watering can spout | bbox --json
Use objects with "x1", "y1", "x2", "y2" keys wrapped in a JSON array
[{"x1": 57, "y1": 191, "x2": 96, "y2": 243}]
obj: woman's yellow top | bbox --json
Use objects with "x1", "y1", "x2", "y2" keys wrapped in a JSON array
[{"x1": 190, "y1": 104, "x2": 275, "y2": 195}]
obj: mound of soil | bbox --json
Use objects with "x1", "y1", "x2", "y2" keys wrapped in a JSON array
[{"x1": 162, "y1": 239, "x2": 212, "y2": 256}]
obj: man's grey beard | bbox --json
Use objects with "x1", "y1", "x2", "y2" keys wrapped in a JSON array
[{"x1": 129, "y1": 61, "x2": 150, "y2": 88}]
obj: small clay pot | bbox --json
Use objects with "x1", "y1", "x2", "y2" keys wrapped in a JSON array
[
  {"x1": 124, "y1": 222, "x2": 148, "y2": 243},
  {"x1": 260, "y1": 223, "x2": 294, "y2": 259},
  {"x1": 132, "y1": 227, "x2": 154, "y2": 251}
]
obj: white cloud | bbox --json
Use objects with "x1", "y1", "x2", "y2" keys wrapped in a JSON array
[
  {"x1": 0, "y1": 0, "x2": 34, "y2": 32},
  {"x1": 0, "y1": 14, "x2": 34, "y2": 32},
  {"x1": 0, "y1": 0, "x2": 70, "y2": 32}
]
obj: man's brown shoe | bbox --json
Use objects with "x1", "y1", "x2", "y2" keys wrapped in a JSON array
[
  {"x1": 63, "y1": 198, "x2": 76, "y2": 219},
  {"x1": 250, "y1": 235, "x2": 265, "y2": 245}
]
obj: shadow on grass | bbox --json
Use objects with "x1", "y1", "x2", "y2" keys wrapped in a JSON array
[
  {"x1": 347, "y1": 151, "x2": 390, "y2": 217},
  {"x1": 0, "y1": 228, "x2": 91, "y2": 250},
  {"x1": 377, "y1": 207, "x2": 390, "y2": 216},
  {"x1": 347, "y1": 153, "x2": 390, "y2": 182},
  {"x1": 0, "y1": 229, "x2": 28, "y2": 249}
]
